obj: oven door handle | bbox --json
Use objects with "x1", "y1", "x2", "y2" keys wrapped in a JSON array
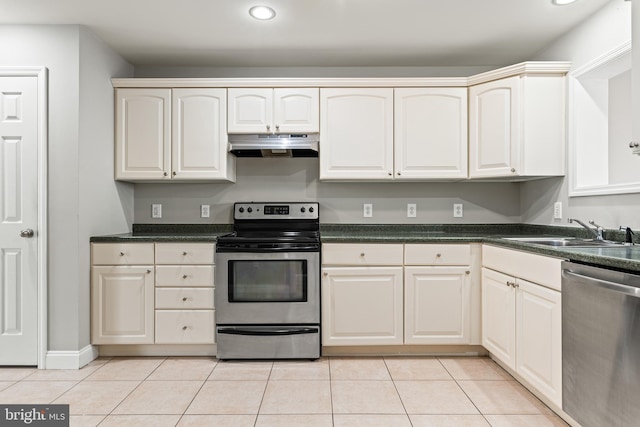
[{"x1": 217, "y1": 326, "x2": 319, "y2": 336}]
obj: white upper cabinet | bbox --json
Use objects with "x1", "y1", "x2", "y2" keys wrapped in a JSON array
[
  {"x1": 320, "y1": 88, "x2": 394, "y2": 180},
  {"x1": 116, "y1": 88, "x2": 235, "y2": 182},
  {"x1": 115, "y1": 88, "x2": 171, "y2": 180},
  {"x1": 172, "y1": 88, "x2": 234, "y2": 180},
  {"x1": 228, "y1": 88, "x2": 319, "y2": 133},
  {"x1": 394, "y1": 88, "x2": 468, "y2": 179},
  {"x1": 469, "y1": 74, "x2": 565, "y2": 179}
]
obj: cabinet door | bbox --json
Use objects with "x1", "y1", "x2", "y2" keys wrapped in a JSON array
[
  {"x1": 320, "y1": 88, "x2": 394, "y2": 180},
  {"x1": 91, "y1": 266, "x2": 154, "y2": 344},
  {"x1": 227, "y1": 88, "x2": 273, "y2": 133},
  {"x1": 394, "y1": 88, "x2": 468, "y2": 179},
  {"x1": 404, "y1": 266, "x2": 471, "y2": 344},
  {"x1": 273, "y1": 88, "x2": 319, "y2": 133},
  {"x1": 481, "y1": 267, "x2": 516, "y2": 370},
  {"x1": 516, "y1": 278, "x2": 562, "y2": 407},
  {"x1": 469, "y1": 76, "x2": 520, "y2": 178},
  {"x1": 172, "y1": 88, "x2": 234, "y2": 181},
  {"x1": 322, "y1": 267, "x2": 403, "y2": 345},
  {"x1": 115, "y1": 88, "x2": 171, "y2": 180}
]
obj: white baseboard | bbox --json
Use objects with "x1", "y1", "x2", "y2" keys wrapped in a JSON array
[{"x1": 44, "y1": 345, "x2": 99, "y2": 370}]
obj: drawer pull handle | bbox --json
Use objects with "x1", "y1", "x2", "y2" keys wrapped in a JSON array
[
  {"x1": 182, "y1": 251, "x2": 188, "y2": 256},
  {"x1": 120, "y1": 252, "x2": 125, "y2": 256},
  {"x1": 182, "y1": 297, "x2": 188, "y2": 302},
  {"x1": 182, "y1": 274, "x2": 188, "y2": 279},
  {"x1": 182, "y1": 326, "x2": 188, "y2": 330}
]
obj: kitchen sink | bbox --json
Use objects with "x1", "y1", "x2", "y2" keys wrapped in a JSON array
[{"x1": 504, "y1": 237, "x2": 626, "y2": 247}]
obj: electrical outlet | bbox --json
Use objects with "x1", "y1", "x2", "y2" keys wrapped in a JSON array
[
  {"x1": 201, "y1": 204, "x2": 210, "y2": 218},
  {"x1": 152, "y1": 204, "x2": 162, "y2": 219},
  {"x1": 363, "y1": 203, "x2": 373, "y2": 218},
  {"x1": 553, "y1": 202, "x2": 562, "y2": 220},
  {"x1": 407, "y1": 203, "x2": 417, "y2": 218},
  {"x1": 453, "y1": 203, "x2": 463, "y2": 218}
]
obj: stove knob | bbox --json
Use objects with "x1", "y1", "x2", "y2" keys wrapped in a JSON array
[
  {"x1": 247, "y1": 207, "x2": 253, "y2": 213},
  {"x1": 239, "y1": 207, "x2": 244, "y2": 213},
  {"x1": 309, "y1": 207, "x2": 314, "y2": 213},
  {"x1": 300, "y1": 207, "x2": 306, "y2": 213}
]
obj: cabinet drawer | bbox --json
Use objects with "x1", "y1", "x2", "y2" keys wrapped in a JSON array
[
  {"x1": 155, "y1": 310, "x2": 215, "y2": 344},
  {"x1": 155, "y1": 265, "x2": 215, "y2": 287},
  {"x1": 322, "y1": 243, "x2": 404, "y2": 266},
  {"x1": 155, "y1": 243, "x2": 215, "y2": 265},
  {"x1": 483, "y1": 245, "x2": 563, "y2": 291},
  {"x1": 405, "y1": 244, "x2": 471, "y2": 266},
  {"x1": 91, "y1": 243, "x2": 154, "y2": 265},
  {"x1": 156, "y1": 288, "x2": 214, "y2": 309}
]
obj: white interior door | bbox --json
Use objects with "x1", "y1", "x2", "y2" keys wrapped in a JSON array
[{"x1": 0, "y1": 75, "x2": 39, "y2": 365}]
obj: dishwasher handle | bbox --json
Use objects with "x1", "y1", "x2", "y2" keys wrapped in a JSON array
[{"x1": 564, "y1": 269, "x2": 640, "y2": 298}]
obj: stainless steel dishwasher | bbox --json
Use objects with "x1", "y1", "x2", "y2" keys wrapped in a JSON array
[{"x1": 562, "y1": 261, "x2": 640, "y2": 427}]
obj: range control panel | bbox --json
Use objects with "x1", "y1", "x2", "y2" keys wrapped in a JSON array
[{"x1": 234, "y1": 202, "x2": 319, "y2": 220}]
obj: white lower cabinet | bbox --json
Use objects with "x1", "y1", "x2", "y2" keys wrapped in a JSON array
[
  {"x1": 91, "y1": 243, "x2": 156, "y2": 345},
  {"x1": 481, "y1": 245, "x2": 562, "y2": 408},
  {"x1": 405, "y1": 266, "x2": 470, "y2": 344},
  {"x1": 91, "y1": 266, "x2": 155, "y2": 344},
  {"x1": 91, "y1": 242, "x2": 216, "y2": 347},
  {"x1": 322, "y1": 267, "x2": 404, "y2": 345},
  {"x1": 321, "y1": 243, "x2": 475, "y2": 347}
]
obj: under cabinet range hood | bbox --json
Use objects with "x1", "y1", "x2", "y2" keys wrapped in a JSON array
[{"x1": 228, "y1": 133, "x2": 319, "y2": 158}]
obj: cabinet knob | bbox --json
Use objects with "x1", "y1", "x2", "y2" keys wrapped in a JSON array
[
  {"x1": 275, "y1": 124, "x2": 280, "y2": 131},
  {"x1": 182, "y1": 326, "x2": 188, "y2": 330},
  {"x1": 182, "y1": 274, "x2": 188, "y2": 279},
  {"x1": 172, "y1": 171, "x2": 177, "y2": 176},
  {"x1": 266, "y1": 124, "x2": 271, "y2": 131},
  {"x1": 436, "y1": 253, "x2": 442, "y2": 258},
  {"x1": 323, "y1": 272, "x2": 328, "y2": 277},
  {"x1": 182, "y1": 297, "x2": 188, "y2": 302},
  {"x1": 630, "y1": 142, "x2": 639, "y2": 148},
  {"x1": 146, "y1": 269, "x2": 151, "y2": 274},
  {"x1": 163, "y1": 172, "x2": 168, "y2": 177},
  {"x1": 465, "y1": 271, "x2": 470, "y2": 275},
  {"x1": 360, "y1": 253, "x2": 365, "y2": 257},
  {"x1": 388, "y1": 172, "x2": 392, "y2": 176},
  {"x1": 506, "y1": 281, "x2": 516, "y2": 287},
  {"x1": 182, "y1": 252, "x2": 188, "y2": 256},
  {"x1": 120, "y1": 252, "x2": 125, "y2": 256},
  {"x1": 510, "y1": 168, "x2": 516, "y2": 173},
  {"x1": 397, "y1": 172, "x2": 401, "y2": 176}
]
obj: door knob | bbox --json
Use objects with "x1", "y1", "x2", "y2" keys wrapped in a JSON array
[{"x1": 20, "y1": 229, "x2": 34, "y2": 238}]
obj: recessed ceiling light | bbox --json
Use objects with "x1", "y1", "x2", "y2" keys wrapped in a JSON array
[
  {"x1": 552, "y1": 0, "x2": 577, "y2": 5},
  {"x1": 249, "y1": 5, "x2": 276, "y2": 20}
]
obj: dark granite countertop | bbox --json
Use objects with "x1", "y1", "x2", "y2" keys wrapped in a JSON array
[
  {"x1": 90, "y1": 224, "x2": 233, "y2": 243},
  {"x1": 91, "y1": 223, "x2": 640, "y2": 273}
]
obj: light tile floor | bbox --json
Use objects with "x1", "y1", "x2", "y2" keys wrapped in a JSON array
[{"x1": 0, "y1": 356, "x2": 569, "y2": 427}]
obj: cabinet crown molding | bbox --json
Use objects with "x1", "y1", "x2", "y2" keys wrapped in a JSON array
[{"x1": 112, "y1": 62, "x2": 571, "y2": 88}]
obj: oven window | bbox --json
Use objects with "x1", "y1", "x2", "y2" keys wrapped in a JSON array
[{"x1": 228, "y1": 260, "x2": 307, "y2": 302}]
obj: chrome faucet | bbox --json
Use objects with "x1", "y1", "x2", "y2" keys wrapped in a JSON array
[{"x1": 568, "y1": 218, "x2": 604, "y2": 240}]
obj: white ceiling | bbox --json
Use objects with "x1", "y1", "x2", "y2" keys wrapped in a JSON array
[{"x1": 0, "y1": 0, "x2": 616, "y2": 68}]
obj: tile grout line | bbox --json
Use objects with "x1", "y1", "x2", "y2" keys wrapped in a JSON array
[
  {"x1": 328, "y1": 357, "x2": 335, "y2": 427},
  {"x1": 253, "y1": 361, "x2": 274, "y2": 426},
  {"x1": 382, "y1": 356, "x2": 414, "y2": 427},
  {"x1": 174, "y1": 357, "x2": 220, "y2": 426},
  {"x1": 95, "y1": 356, "x2": 168, "y2": 424}
]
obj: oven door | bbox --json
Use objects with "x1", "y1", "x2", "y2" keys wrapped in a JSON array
[{"x1": 215, "y1": 251, "x2": 319, "y2": 325}]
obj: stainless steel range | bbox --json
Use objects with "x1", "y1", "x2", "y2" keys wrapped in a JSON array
[{"x1": 215, "y1": 202, "x2": 320, "y2": 360}]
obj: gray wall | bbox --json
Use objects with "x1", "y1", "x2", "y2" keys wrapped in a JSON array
[
  {"x1": 134, "y1": 158, "x2": 521, "y2": 224},
  {"x1": 0, "y1": 25, "x2": 134, "y2": 354},
  {"x1": 524, "y1": 0, "x2": 638, "y2": 229}
]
